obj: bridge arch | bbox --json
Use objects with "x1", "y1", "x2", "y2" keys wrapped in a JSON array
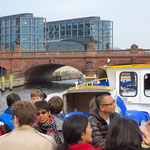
[{"x1": 24, "y1": 63, "x2": 82, "y2": 83}]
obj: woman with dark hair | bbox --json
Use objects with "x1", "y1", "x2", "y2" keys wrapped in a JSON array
[
  {"x1": 105, "y1": 117, "x2": 142, "y2": 150},
  {"x1": 57, "y1": 114, "x2": 101, "y2": 150}
]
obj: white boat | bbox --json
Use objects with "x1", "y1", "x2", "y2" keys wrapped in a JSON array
[{"x1": 47, "y1": 64, "x2": 150, "y2": 124}]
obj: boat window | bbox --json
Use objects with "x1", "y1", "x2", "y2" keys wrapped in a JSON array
[
  {"x1": 119, "y1": 72, "x2": 137, "y2": 97},
  {"x1": 144, "y1": 74, "x2": 150, "y2": 97}
]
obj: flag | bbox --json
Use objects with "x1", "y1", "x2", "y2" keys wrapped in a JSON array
[{"x1": 106, "y1": 58, "x2": 111, "y2": 63}]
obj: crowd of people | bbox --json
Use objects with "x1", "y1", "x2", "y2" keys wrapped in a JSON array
[{"x1": 0, "y1": 89, "x2": 150, "y2": 150}]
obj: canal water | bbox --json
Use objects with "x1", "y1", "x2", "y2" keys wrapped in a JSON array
[{"x1": 0, "y1": 79, "x2": 77, "y2": 114}]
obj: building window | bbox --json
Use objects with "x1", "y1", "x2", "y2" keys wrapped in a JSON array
[
  {"x1": 72, "y1": 23, "x2": 77, "y2": 30},
  {"x1": 104, "y1": 22, "x2": 111, "y2": 29},
  {"x1": 72, "y1": 30, "x2": 77, "y2": 38},
  {"x1": 21, "y1": 26, "x2": 31, "y2": 33},
  {"x1": 60, "y1": 31, "x2": 65, "y2": 39},
  {"x1": 21, "y1": 42, "x2": 31, "y2": 50},
  {"x1": 120, "y1": 72, "x2": 137, "y2": 97},
  {"x1": 21, "y1": 18, "x2": 31, "y2": 25},
  {"x1": 54, "y1": 25, "x2": 59, "y2": 32},
  {"x1": 78, "y1": 22, "x2": 83, "y2": 29},
  {"x1": 100, "y1": 22, "x2": 103, "y2": 28},
  {"x1": 35, "y1": 35, "x2": 44, "y2": 41},
  {"x1": 66, "y1": 24, "x2": 71, "y2": 30},
  {"x1": 21, "y1": 34, "x2": 31, "y2": 42},
  {"x1": 1, "y1": 21, "x2": 5, "y2": 27},
  {"x1": 85, "y1": 21, "x2": 90, "y2": 29},
  {"x1": 16, "y1": 18, "x2": 20, "y2": 26},
  {"x1": 36, "y1": 18, "x2": 44, "y2": 26},
  {"x1": 36, "y1": 26, "x2": 44, "y2": 34},
  {"x1": 78, "y1": 30, "x2": 83, "y2": 38},
  {"x1": 6, "y1": 20, "x2": 10, "y2": 27},
  {"x1": 66, "y1": 31, "x2": 71, "y2": 38},
  {"x1": 92, "y1": 28, "x2": 98, "y2": 36},
  {"x1": 91, "y1": 21, "x2": 99, "y2": 28},
  {"x1": 60, "y1": 24, "x2": 65, "y2": 31}
]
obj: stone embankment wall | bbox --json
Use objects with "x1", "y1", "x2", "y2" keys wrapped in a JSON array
[{"x1": 0, "y1": 78, "x2": 24, "y2": 90}]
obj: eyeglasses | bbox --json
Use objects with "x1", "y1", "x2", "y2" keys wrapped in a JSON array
[
  {"x1": 101, "y1": 100, "x2": 116, "y2": 106},
  {"x1": 37, "y1": 111, "x2": 47, "y2": 116}
]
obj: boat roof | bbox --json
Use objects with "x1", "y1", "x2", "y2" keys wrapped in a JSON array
[
  {"x1": 65, "y1": 85, "x2": 113, "y2": 94},
  {"x1": 102, "y1": 64, "x2": 150, "y2": 69}
]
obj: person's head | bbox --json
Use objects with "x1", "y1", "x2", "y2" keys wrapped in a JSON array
[
  {"x1": 48, "y1": 96, "x2": 63, "y2": 114},
  {"x1": 105, "y1": 117, "x2": 142, "y2": 150},
  {"x1": 89, "y1": 97, "x2": 97, "y2": 109},
  {"x1": 11, "y1": 101, "x2": 37, "y2": 128},
  {"x1": 6, "y1": 93, "x2": 21, "y2": 107},
  {"x1": 95, "y1": 92, "x2": 116, "y2": 114},
  {"x1": 31, "y1": 89, "x2": 43, "y2": 104},
  {"x1": 33, "y1": 86, "x2": 47, "y2": 99},
  {"x1": 63, "y1": 114, "x2": 92, "y2": 146},
  {"x1": 34, "y1": 100, "x2": 50, "y2": 124}
]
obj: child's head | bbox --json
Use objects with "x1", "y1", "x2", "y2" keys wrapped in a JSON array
[
  {"x1": 31, "y1": 89, "x2": 43, "y2": 104},
  {"x1": 48, "y1": 96, "x2": 63, "y2": 114}
]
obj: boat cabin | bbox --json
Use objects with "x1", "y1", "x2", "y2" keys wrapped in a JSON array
[{"x1": 103, "y1": 64, "x2": 150, "y2": 113}]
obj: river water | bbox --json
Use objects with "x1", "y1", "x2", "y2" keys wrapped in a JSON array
[{"x1": 0, "y1": 79, "x2": 77, "y2": 114}]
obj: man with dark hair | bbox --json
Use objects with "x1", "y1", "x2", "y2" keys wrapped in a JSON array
[
  {"x1": 33, "y1": 100, "x2": 62, "y2": 145},
  {"x1": 0, "y1": 101, "x2": 56, "y2": 150},
  {"x1": 48, "y1": 96, "x2": 64, "y2": 142},
  {"x1": 88, "y1": 92, "x2": 120, "y2": 149},
  {"x1": 0, "y1": 93, "x2": 21, "y2": 130}
]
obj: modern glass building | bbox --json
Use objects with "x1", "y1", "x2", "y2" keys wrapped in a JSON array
[
  {"x1": 46, "y1": 17, "x2": 113, "y2": 51},
  {"x1": 0, "y1": 13, "x2": 46, "y2": 52}
]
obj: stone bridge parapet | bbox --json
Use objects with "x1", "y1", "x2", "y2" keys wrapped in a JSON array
[{"x1": 0, "y1": 43, "x2": 150, "y2": 83}]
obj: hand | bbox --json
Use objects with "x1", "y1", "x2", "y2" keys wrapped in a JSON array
[
  {"x1": 145, "y1": 120, "x2": 150, "y2": 133},
  {"x1": 140, "y1": 126, "x2": 150, "y2": 146}
]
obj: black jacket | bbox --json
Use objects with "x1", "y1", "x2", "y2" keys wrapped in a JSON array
[{"x1": 88, "y1": 108, "x2": 120, "y2": 149}]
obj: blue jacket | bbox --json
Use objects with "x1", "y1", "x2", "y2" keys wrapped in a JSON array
[{"x1": 0, "y1": 107, "x2": 14, "y2": 130}]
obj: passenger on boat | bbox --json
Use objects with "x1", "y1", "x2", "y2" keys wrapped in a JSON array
[
  {"x1": 33, "y1": 86, "x2": 47, "y2": 100},
  {"x1": 33, "y1": 100, "x2": 62, "y2": 145},
  {"x1": 88, "y1": 92, "x2": 120, "y2": 149},
  {"x1": 0, "y1": 101, "x2": 56, "y2": 150},
  {"x1": 145, "y1": 74, "x2": 150, "y2": 89},
  {"x1": 48, "y1": 96, "x2": 64, "y2": 142},
  {"x1": 89, "y1": 97, "x2": 97, "y2": 109},
  {"x1": 0, "y1": 121, "x2": 11, "y2": 136},
  {"x1": 105, "y1": 117, "x2": 142, "y2": 150},
  {"x1": 0, "y1": 93, "x2": 21, "y2": 130},
  {"x1": 31, "y1": 89, "x2": 44, "y2": 104},
  {"x1": 57, "y1": 114, "x2": 102, "y2": 150}
]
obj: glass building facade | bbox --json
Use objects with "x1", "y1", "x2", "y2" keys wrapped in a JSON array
[
  {"x1": 46, "y1": 17, "x2": 113, "y2": 51},
  {"x1": 0, "y1": 13, "x2": 46, "y2": 52}
]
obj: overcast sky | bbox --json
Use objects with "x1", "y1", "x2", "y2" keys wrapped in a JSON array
[{"x1": 1, "y1": 0, "x2": 150, "y2": 49}]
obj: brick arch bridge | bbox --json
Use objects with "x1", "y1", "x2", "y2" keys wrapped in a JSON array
[{"x1": 1, "y1": 43, "x2": 150, "y2": 83}]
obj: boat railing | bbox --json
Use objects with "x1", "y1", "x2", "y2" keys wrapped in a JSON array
[{"x1": 75, "y1": 78, "x2": 108, "y2": 88}]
